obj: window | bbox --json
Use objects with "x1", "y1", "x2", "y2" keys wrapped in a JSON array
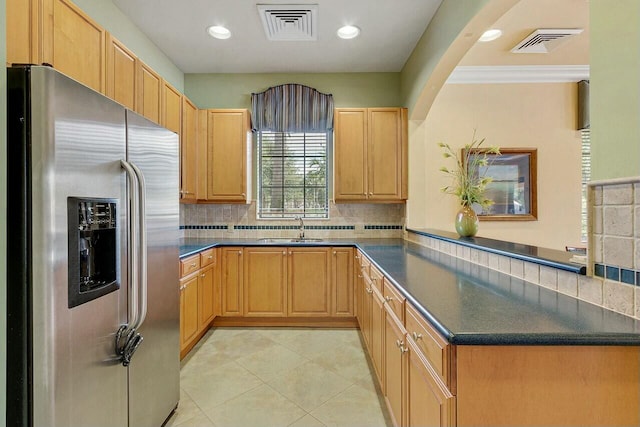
[
  {"x1": 581, "y1": 129, "x2": 591, "y2": 242},
  {"x1": 257, "y1": 131, "x2": 329, "y2": 219}
]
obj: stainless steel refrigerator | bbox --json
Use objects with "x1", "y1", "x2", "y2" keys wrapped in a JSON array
[{"x1": 6, "y1": 65, "x2": 180, "y2": 427}]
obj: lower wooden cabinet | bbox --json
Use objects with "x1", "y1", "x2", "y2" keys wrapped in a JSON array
[
  {"x1": 244, "y1": 247, "x2": 287, "y2": 316},
  {"x1": 179, "y1": 250, "x2": 219, "y2": 358},
  {"x1": 370, "y1": 285, "x2": 385, "y2": 388},
  {"x1": 360, "y1": 270, "x2": 373, "y2": 350},
  {"x1": 407, "y1": 338, "x2": 455, "y2": 427},
  {"x1": 332, "y1": 247, "x2": 354, "y2": 316},
  {"x1": 288, "y1": 247, "x2": 331, "y2": 317},
  {"x1": 179, "y1": 274, "x2": 199, "y2": 350},
  {"x1": 221, "y1": 247, "x2": 244, "y2": 316},
  {"x1": 384, "y1": 305, "x2": 407, "y2": 427}
]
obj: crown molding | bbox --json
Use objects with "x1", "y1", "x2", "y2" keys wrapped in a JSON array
[{"x1": 446, "y1": 65, "x2": 590, "y2": 84}]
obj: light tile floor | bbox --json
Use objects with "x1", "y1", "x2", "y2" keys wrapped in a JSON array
[{"x1": 167, "y1": 327, "x2": 391, "y2": 427}]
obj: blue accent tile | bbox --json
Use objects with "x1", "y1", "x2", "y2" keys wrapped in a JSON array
[
  {"x1": 605, "y1": 266, "x2": 620, "y2": 281},
  {"x1": 594, "y1": 264, "x2": 605, "y2": 278},
  {"x1": 637, "y1": 271, "x2": 640, "y2": 287},
  {"x1": 621, "y1": 269, "x2": 636, "y2": 285}
]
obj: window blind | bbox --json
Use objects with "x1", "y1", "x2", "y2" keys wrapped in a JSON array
[{"x1": 258, "y1": 131, "x2": 328, "y2": 219}]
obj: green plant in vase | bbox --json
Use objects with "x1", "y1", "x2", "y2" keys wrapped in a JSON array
[{"x1": 438, "y1": 132, "x2": 500, "y2": 237}]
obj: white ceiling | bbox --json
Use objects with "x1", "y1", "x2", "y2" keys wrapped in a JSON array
[{"x1": 112, "y1": 0, "x2": 442, "y2": 74}]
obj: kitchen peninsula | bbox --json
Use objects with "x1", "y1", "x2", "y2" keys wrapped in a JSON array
[{"x1": 179, "y1": 237, "x2": 640, "y2": 426}]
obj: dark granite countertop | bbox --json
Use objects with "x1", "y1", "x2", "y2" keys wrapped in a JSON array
[
  {"x1": 179, "y1": 238, "x2": 640, "y2": 346},
  {"x1": 407, "y1": 228, "x2": 587, "y2": 275}
]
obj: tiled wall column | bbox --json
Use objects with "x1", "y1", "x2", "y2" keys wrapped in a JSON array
[{"x1": 589, "y1": 179, "x2": 640, "y2": 317}]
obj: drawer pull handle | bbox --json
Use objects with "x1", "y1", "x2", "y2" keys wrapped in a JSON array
[
  {"x1": 412, "y1": 332, "x2": 423, "y2": 341},
  {"x1": 208, "y1": 255, "x2": 213, "y2": 259},
  {"x1": 365, "y1": 288, "x2": 373, "y2": 294},
  {"x1": 385, "y1": 296, "x2": 393, "y2": 302},
  {"x1": 355, "y1": 255, "x2": 360, "y2": 260},
  {"x1": 395, "y1": 339, "x2": 403, "y2": 348},
  {"x1": 190, "y1": 263, "x2": 196, "y2": 268},
  {"x1": 400, "y1": 345, "x2": 408, "y2": 354},
  {"x1": 357, "y1": 274, "x2": 363, "y2": 279},
  {"x1": 200, "y1": 273, "x2": 206, "y2": 278}
]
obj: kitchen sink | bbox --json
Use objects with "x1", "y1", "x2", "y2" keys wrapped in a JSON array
[{"x1": 257, "y1": 238, "x2": 324, "y2": 243}]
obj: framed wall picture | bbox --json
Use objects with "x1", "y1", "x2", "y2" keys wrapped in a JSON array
[{"x1": 467, "y1": 148, "x2": 537, "y2": 221}]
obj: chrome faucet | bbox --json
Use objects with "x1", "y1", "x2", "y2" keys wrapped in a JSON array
[{"x1": 295, "y1": 216, "x2": 305, "y2": 240}]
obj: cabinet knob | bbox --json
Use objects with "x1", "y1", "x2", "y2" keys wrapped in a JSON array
[
  {"x1": 358, "y1": 274, "x2": 363, "y2": 279},
  {"x1": 208, "y1": 255, "x2": 213, "y2": 259},
  {"x1": 190, "y1": 263, "x2": 196, "y2": 268},
  {"x1": 412, "y1": 332, "x2": 423, "y2": 341},
  {"x1": 241, "y1": 193, "x2": 246, "y2": 197},
  {"x1": 355, "y1": 255, "x2": 360, "y2": 260},
  {"x1": 400, "y1": 346, "x2": 408, "y2": 354},
  {"x1": 365, "y1": 288, "x2": 373, "y2": 294},
  {"x1": 201, "y1": 273, "x2": 206, "y2": 278},
  {"x1": 282, "y1": 251, "x2": 287, "y2": 255},
  {"x1": 333, "y1": 251, "x2": 337, "y2": 255},
  {"x1": 385, "y1": 296, "x2": 393, "y2": 302},
  {"x1": 369, "y1": 192, "x2": 373, "y2": 196},
  {"x1": 238, "y1": 251, "x2": 242, "y2": 255}
]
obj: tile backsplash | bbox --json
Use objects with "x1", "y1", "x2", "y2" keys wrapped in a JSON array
[{"x1": 180, "y1": 202, "x2": 405, "y2": 239}]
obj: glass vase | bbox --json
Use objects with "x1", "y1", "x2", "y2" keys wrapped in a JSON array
[{"x1": 455, "y1": 205, "x2": 479, "y2": 237}]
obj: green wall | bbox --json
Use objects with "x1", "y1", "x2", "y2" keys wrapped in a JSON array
[
  {"x1": 400, "y1": 0, "x2": 490, "y2": 116},
  {"x1": 1, "y1": 0, "x2": 6, "y2": 422},
  {"x1": 184, "y1": 73, "x2": 401, "y2": 109},
  {"x1": 590, "y1": 0, "x2": 640, "y2": 180},
  {"x1": 73, "y1": 0, "x2": 184, "y2": 91}
]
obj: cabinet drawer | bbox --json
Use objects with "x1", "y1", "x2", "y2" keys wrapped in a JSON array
[
  {"x1": 370, "y1": 264, "x2": 384, "y2": 293},
  {"x1": 180, "y1": 255, "x2": 200, "y2": 278},
  {"x1": 200, "y1": 248, "x2": 216, "y2": 267},
  {"x1": 405, "y1": 302, "x2": 451, "y2": 387},
  {"x1": 383, "y1": 279, "x2": 405, "y2": 323}
]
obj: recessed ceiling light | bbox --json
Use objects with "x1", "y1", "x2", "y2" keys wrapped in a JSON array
[
  {"x1": 337, "y1": 25, "x2": 360, "y2": 40},
  {"x1": 207, "y1": 25, "x2": 231, "y2": 40},
  {"x1": 478, "y1": 29, "x2": 502, "y2": 42}
]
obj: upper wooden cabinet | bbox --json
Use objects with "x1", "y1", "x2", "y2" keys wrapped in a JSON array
[
  {"x1": 106, "y1": 34, "x2": 137, "y2": 111},
  {"x1": 42, "y1": 0, "x2": 106, "y2": 93},
  {"x1": 162, "y1": 80, "x2": 182, "y2": 134},
  {"x1": 136, "y1": 61, "x2": 162, "y2": 124},
  {"x1": 180, "y1": 97, "x2": 198, "y2": 202},
  {"x1": 6, "y1": 0, "x2": 40, "y2": 66},
  {"x1": 334, "y1": 107, "x2": 408, "y2": 202},
  {"x1": 205, "y1": 109, "x2": 251, "y2": 203}
]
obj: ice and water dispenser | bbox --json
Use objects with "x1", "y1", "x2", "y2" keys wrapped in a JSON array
[{"x1": 68, "y1": 197, "x2": 119, "y2": 308}]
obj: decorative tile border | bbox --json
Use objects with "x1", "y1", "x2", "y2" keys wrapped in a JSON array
[
  {"x1": 594, "y1": 263, "x2": 639, "y2": 286},
  {"x1": 180, "y1": 225, "x2": 228, "y2": 230},
  {"x1": 181, "y1": 224, "x2": 404, "y2": 231},
  {"x1": 364, "y1": 225, "x2": 404, "y2": 230}
]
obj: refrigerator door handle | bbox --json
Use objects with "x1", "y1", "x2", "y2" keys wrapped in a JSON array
[
  {"x1": 129, "y1": 161, "x2": 148, "y2": 331},
  {"x1": 120, "y1": 160, "x2": 140, "y2": 333}
]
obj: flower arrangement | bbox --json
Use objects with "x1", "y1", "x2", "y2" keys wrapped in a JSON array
[{"x1": 438, "y1": 131, "x2": 500, "y2": 210}]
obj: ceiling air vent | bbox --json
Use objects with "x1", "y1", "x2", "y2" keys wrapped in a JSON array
[
  {"x1": 257, "y1": 4, "x2": 318, "y2": 41},
  {"x1": 511, "y1": 29, "x2": 583, "y2": 54}
]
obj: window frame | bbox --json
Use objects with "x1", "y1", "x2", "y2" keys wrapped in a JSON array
[{"x1": 256, "y1": 130, "x2": 330, "y2": 220}]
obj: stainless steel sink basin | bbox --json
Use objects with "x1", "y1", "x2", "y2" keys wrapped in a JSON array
[{"x1": 257, "y1": 238, "x2": 324, "y2": 243}]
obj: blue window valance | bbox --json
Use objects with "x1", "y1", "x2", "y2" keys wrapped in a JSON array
[{"x1": 251, "y1": 84, "x2": 334, "y2": 133}]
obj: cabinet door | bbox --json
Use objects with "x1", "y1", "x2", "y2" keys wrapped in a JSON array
[
  {"x1": 180, "y1": 97, "x2": 198, "y2": 201},
  {"x1": 221, "y1": 247, "x2": 243, "y2": 316},
  {"x1": 198, "y1": 264, "x2": 215, "y2": 329},
  {"x1": 384, "y1": 305, "x2": 407, "y2": 427},
  {"x1": 105, "y1": 33, "x2": 137, "y2": 110},
  {"x1": 332, "y1": 247, "x2": 354, "y2": 316},
  {"x1": 406, "y1": 339, "x2": 455, "y2": 427},
  {"x1": 288, "y1": 247, "x2": 331, "y2": 317},
  {"x1": 368, "y1": 108, "x2": 403, "y2": 200},
  {"x1": 136, "y1": 61, "x2": 162, "y2": 124},
  {"x1": 361, "y1": 273, "x2": 373, "y2": 350},
  {"x1": 7, "y1": 0, "x2": 40, "y2": 65},
  {"x1": 243, "y1": 247, "x2": 287, "y2": 316},
  {"x1": 370, "y1": 286, "x2": 385, "y2": 389},
  {"x1": 334, "y1": 108, "x2": 368, "y2": 201},
  {"x1": 207, "y1": 109, "x2": 249, "y2": 202},
  {"x1": 42, "y1": 0, "x2": 106, "y2": 93},
  {"x1": 180, "y1": 275, "x2": 199, "y2": 350},
  {"x1": 162, "y1": 80, "x2": 182, "y2": 134},
  {"x1": 196, "y1": 109, "x2": 209, "y2": 199}
]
